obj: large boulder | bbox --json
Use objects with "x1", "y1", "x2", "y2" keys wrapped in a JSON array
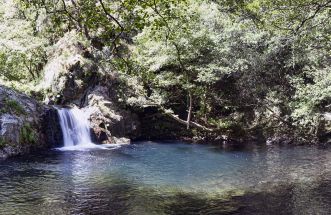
[
  {"x1": 86, "y1": 86, "x2": 141, "y2": 144},
  {"x1": 0, "y1": 86, "x2": 46, "y2": 159}
]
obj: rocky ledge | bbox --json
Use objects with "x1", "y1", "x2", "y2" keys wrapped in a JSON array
[{"x1": 0, "y1": 85, "x2": 47, "y2": 159}]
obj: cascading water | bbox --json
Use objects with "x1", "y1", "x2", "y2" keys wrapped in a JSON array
[{"x1": 56, "y1": 107, "x2": 95, "y2": 148}]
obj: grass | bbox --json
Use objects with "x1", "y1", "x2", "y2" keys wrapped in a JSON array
[
  {"x1": 20, "y1": 123, "x2": 37, "y2": 145},
  {"x1": 0, "y1": 98, "x2": 26, "y2": 115},
  {"x1": 0, "y1": 137, "x2": 6, "y2": 149}
]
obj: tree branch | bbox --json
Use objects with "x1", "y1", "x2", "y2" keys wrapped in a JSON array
[
  {"x1": 295, "y1": 0, "x2": 331, "y2": 32},
  {"x1": 161, "y1": 107, "x2": 214, "y2": 132},
  {"x1": 98, "y1": 0, "x2": 124, "y2": 44}
]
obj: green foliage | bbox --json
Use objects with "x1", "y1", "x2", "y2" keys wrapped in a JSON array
[
  {"x1": 222, "y1": 0, "x2": 331, "y2": 34},
  {"x1": 0, "y1": 0, "x2": 48, "y2": 82},
  {"x1": 0, "y1": 137, "x2": 6, "y2": 149},
  {"x1": 17, "y1": 0, "x2": 186, "y2": 48},
  {"x1": 2, "y1": 0, "x2": 330, "y2": 141},
  {"x1": 0, "y1": 98, "x2": 26, "y2": 115},
  {"x1": 20, "y1": 123, "x2": 37, "y2": 145},
  {"x1": 291, "y1": 67, "x2": 331, "y2": 127},
  {"x1": 208, "y1": 118, "x2": 234, "y2": 130},
  {"x1": 133, "y1": 1, "x2": 237, "y2": 119},
  {"x1": 130, "y1": 0, "x2": 330, "y2": 138},
  {"x1": 132, "y1": 0, "x2": 282, "y2": 131}
]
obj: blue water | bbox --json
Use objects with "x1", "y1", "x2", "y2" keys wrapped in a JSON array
[{"x1": 0, "y1": 142, "x2": 331, "y2": 214}]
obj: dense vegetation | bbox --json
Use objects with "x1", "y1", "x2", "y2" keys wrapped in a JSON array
[{"x1": 1, "y1": 0, "x2": 330, "y2": 143}]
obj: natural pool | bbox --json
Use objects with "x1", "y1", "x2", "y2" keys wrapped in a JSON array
[{"x1": 0, "y1": 142, "x2": 331, "y2": 215}]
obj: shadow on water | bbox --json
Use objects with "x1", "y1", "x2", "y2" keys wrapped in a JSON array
[
  {"x1": 65, "y1": 181, "x2": 331, "y2": 215},
  {"x1": 0, "y1": 142, "x2": 331, "y2": 214},
  {"x1": 162, "y1": 181, "x2": 331, "y2": 215}
]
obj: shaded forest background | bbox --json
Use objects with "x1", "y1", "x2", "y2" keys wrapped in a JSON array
[{"x1": 0, "y1": 0, "x2": 330, "y2": 143}]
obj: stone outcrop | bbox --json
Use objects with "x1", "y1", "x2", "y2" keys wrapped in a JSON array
[
  {"x1": 41, "y1": 31, "x2": 98, "y2": 106},
  {"x1": 0, "y1": 86, "x2": 46, "y2": 159},
  {"x1": 41, "y1": 31, "x2": 141, "y2": 144},
  {"x1": 41, "y1": 107, "x2": 63, "y2": 147},
  {"x1": 86, "y1": 86, "x2": 140, "y2": 144}
]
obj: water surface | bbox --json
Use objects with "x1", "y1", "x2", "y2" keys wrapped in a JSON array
[{"x1": 0, "y1": 142, "x2": 330, "y2": 214}]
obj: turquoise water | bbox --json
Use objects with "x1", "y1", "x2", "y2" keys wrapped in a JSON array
[{"x1": 0, "y1": 142, "x2": 331, "y2": 214}]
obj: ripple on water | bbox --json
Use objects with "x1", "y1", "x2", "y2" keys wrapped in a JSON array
[{"x1": 0, "y1": 142, "x2": 330, "y2": 215}]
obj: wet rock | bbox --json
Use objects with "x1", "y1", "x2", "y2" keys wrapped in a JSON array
[
  {"x1": 111, "y1": 137, "x2": 131, "y2": 144},
  {"x1": 41, "y1": 107, "x2": 63, "y2": 147},
  {"x1": 266, "y1": 135, "x2": 295, "y2": 145}
]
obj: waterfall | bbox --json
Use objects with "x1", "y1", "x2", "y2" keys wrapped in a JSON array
[{"x1": 56, "y1": 107, "x2": 95, "y2": 148}]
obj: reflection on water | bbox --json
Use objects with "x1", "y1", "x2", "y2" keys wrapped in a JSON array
[{"x1": 0, "y1": 142, "x2": 331, "y2": 214}]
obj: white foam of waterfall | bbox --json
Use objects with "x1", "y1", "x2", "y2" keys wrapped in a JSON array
[
  {"x1": 56, "y1": 107, "x2": 96, "y2": 150},
  {"x1": 55, "y1": 106, "x2": 126, "y2": 151}
]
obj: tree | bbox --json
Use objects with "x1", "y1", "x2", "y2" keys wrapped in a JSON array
[
  {"x1": 0, "y1": 0, "x2": 47, "y2": 83},
  {"x1": 133, "y1": 0, "x2": 260, "y2": 130}
]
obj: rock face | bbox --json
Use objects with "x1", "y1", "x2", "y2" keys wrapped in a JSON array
[
  {"x1": 0, "y1": 86, "x2": 46, "y2": 159},
  {"x1": 41, "y1": 31, "x2": 98, "y2": 106},
  {"x1": 86, "y1": 86, "x2": 141, "y2": 144},
  {"x1": 41, "y1": 31, "x2": 141, "y2": 144},
  {"x1": 41, "y1": 107, "x2": 63, "y2": 147}
]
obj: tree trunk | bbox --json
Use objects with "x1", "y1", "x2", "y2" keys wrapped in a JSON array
[
  {"x1": 203, "y1": 86, "x2": 208, "y2": 124},
  {"x1": 24, "y1": 61, "x2": 35, "y2": 80},
  {"x1": 187, "y1": 92, "x2": 192, "y2": 129},
  {"x1": 160, "y1": 107, "x2": 213, "y2": 132}
]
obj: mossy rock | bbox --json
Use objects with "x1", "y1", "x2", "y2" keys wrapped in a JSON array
[
  {"x1": 0, "y1": 98, "x2": 26, "y2": 116},
  {"x1": 0, "y1": 137, "x2": 7, "y2": 149},
  {"x1": 19, "y1": 123, "x2": 37, "y2": 145}
]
